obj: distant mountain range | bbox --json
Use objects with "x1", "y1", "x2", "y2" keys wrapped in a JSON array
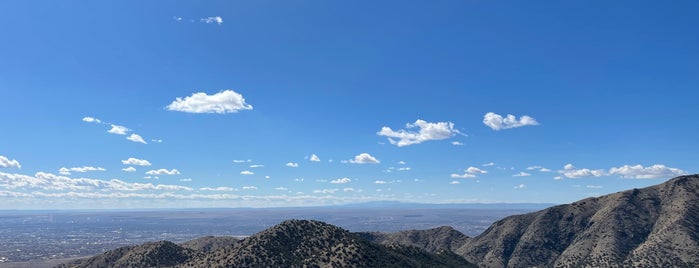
[{"x1": 57, "y1": 174, "x2": 699, "y2": 267}]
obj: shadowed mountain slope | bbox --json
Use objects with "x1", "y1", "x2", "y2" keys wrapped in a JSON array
[
  {"x1": 456, "y1": 174, "x2": 699, "y2": 267},
  {"x1": 359, "y1": 225, "x2": 470, "y2": 254},
  {"x1": 56, "y1": 241, "x2": 196, "y2": 268}
]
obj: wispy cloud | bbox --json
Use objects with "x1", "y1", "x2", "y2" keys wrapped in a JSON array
[
  {"x1": 166, "y1": 90, "x2": 252, "y2": 114},
  {"x1": 313, "y1": 188, "x2": 339, "y2": 194},
  {"x1": 249, "y1": 164, "x2": 264, "y2": 168},
  {"x1": 346, "y1": 153, "x2": 380, "y2": 164},
  {"x1": 483, "y1": 112, "x2": 539, "y2": 130},
  {"x1": 200, "y1": 187, "x2": 235, "y2": 191},
  {"x1": 122, "y1": 157, "x2": 152, "y2": 166},
  {"x1": 233, "y1": 159, "x2": 252, "y2": 163},
  {"x1": 0, "y1": 156, "x2": 21, "y2": 169},
  {"x1": 240, "y1": 170, "x2": 254, "y2": 175},
  {"x1": 514, "y1": 184, "x2": 526, "y2": 189},
  {"x1": 451, "y1": 141, "x2": 465, "y2": 146},
  {"x1": 513, "y1": 172, "x2": 531, "y2": 177},
  {"x1": 145, "y1": 169, "x2": 180, "y2": 175},
  {"x1": 449, "y1": 180, "x2": 461, "y2": 184},
  {"x1": 242, "y1": 186, "x2": 257, "y2": 190},
  {"x1": 377, "y1": 119, "x2": 462, "y2": 147},
  {"x1": 483, "y1": 162, "x2": 495, "y2": 167},
  {"x1": 200, "y1": 16, "x2": 223, "y2": 25}
]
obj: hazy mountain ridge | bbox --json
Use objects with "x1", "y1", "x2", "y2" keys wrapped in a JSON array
[{"x1": 56, "y1": 175, "x2": 699, "y2": 268}]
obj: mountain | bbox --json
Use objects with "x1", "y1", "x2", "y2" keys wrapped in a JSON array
[
  {"x1": 455, "y1": 174, "x2": 699, "y2": 267},
  {"x1": 359, "y1": 225, "x2": 470, "y2": 254},
  {"x1": 180, "y1": 219, "x2": 474, "y2": 267},
  {"x1": 179, "y1": 236, "x2": 239, "y2": 252},
  {"x1": 55, "y1": 241, "x2": 196, "y2": 268}
]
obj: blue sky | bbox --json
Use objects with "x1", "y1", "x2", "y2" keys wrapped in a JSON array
[{"x1": 1, "y1": 1, "x2": 697, "y2": 209}]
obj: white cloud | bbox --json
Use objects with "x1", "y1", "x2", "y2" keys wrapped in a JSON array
[
  {"x1": 127, "y1": 134, "x2": 147, "y2": 144},
  {"x1": 108, "y1": 124, "x2": 130, "y2": 135},
  {"x1": 343, "y1": 188, "x2": 360, "y2": 192},
  {"x1": 240, "y1": 170, "x2": 254, "y2": 175},
  {"x1": 466, "y1": 166, "x2": 487, "y2": 174},
  {"x1": 0, "y1": 156, "x2": 21, "y2": 169},
  {"x1": 513, "y1": 172, "x2": 531, "y2": 177},
  {"x1": 330, "y1": 177, "x2": 351, "y2": 184},
  {"x1": 0, "y1": 171, "x2": 192, "y2": 192},
  {"x1": 483, "y1": 112, "x2": 539, "y2": 131},
  {"x1": 249, "y1": 165, "x2": 264, "y2": 168},
  {"x1": 145, "y1": 169, "x2": 180, "y2": 175},
  {"x1": 275, "y1": 187, "x2": 288, "y2": 191},
  {"x1": 285, "y1": 162, "x2": 299, "y2": 168},
  {"x1": 377, "y1": 119, "x2": 462, "y2": 147},
  {"x1": 374, "y1": 180, "x2": 387, "y2": 184},
  {"x1": 540, "y1": 168, "x2": 552, "y2": 172},
  {"x1": 179, "y1": 178, "x2": 192, "y2": 182},
  {"x1": 527, "y1": 166, "x2": 552, "y2": 172},
  {"x1": 121, "y1": 157, "x2": 152, "y2": 166},
  {"x1": 526, "y1": 166, "x2": 542, "y2": 170},
  {"x1": 514, "y1": 184, "x2": 526, "y2": 189},
  {"x1": 82, "y1": 117, "x2": 102, "y2": 124},
  {"x1": 201, "y1": 16, "x2": 223, "y2": 25},
  {"x1": 608, "y1": 164, "x2": 687, "y2": 179},
  {"x1": 313, "y1": 188, "x2": 338, "y2": 194},
  {"x1": 265, "y1": 175, "x2": 270, "y2": 179},
  {"x1": 151, "y1": 139, "x2": 163, "y2": 143},
  {"x1": 58, "y1": 166, "x2": 106, "y2": 175},
  {"x1": 559, "y1": 164, "x2": 607, "y2": 178},
  {"x1": 449, "y1": 180, "x2": 461, "y2": 185},
  {"x1": 122, "y1": 167, "x2": 136, "y2": 172},
  {"x1": 450, "y1": 173, "x2": 476, "y2": 178},
  {"x1": 348, "y1": 153, "x2": 380, "y2": 164},
  {"x1": 232, "y1": 159, "x2": 251, "y2": 163},
  {"x1": 166, "y1": 90, "x2": 252, "y2": 114},
  {"x1": 451, "y1": 141, "x2": 465, "y2": 146},
  {"x1": 554, "y1": 176, "x2": 563, "y2": 180},
  {"x1": 173, "y1": 16, "x2": 183, "y2": 21},
  {"x1": 200, "y1": 187, "x2": 235, "y2": 191},
  {"x1": 483, "y1": 162, "x2": 495, "y2": 167},
  {"x1": 309, "y1": 154, "x2": 321, "y2": 162},
  {"x1": 398, "y1": 161, "x2": 406, "y2": 165},
  {"x1": 143, "y1": 176, "x2": 158, "y2": 180},
  {"x1": 586, "y1": 185, "x2": 603, "y2": 189},
  {"x1": 242, "y1": 186, "x2": 257, "y2": 190}
]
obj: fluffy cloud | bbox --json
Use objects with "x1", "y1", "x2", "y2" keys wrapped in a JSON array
[
  {"x1": 451, "y1": 166, "x2": 487, "y2": 179},
  {"x1": 348, "y1": 153, "x2": 380, "y2": 164},
  {"x1": 466, "y1": 166, "x2": 487, "y2": 174},
  {"x1": 559, "y1": 164, "x2": 607, "y2": 178},
  {"x1": 0, "y1": 171, "x2": 192, "y2": 192},
  {"x1": 309, "y1": 154, "x2": 321, "y2": 162},
  {"x1": 608, "y1": 164, "x2": 687, "y2": 179},
  {"x1": 82, "y1": 117, "x2": 102, "y2": 124},
  {"x1": 108, "y1": 124, "x2": 130, "y2": 135},
  {"x1": 145, "y1": 169, "x2": 180, "y2": 175},
  {"x1": 58, "y1": 166, "x2": 106, "y2": 175},
  {"x1": 240, "y1": 170, "x2": 254, "y2": 175},
  {"x1": 121, "y1": 158, "x2": 152, "y2": 166},
  {"x1": 127, "y1": 134, "x2": 147, "y2": 144},
  {"x1": 513, "y1": 172, "x2": 531, "y2": 177},
  {"x1": 451, "y1": 141, "x2": 465, "y2": 146},
  {"x1": 122, "y1": 167, "x2": 136, "y2": 172},
  {"x1": 483, "y1": 112, "x2": 539, "y2": 131},
  {"x1": 330, "y1": 177, "x2": 351, "y2": 184},
  {"x1": 0, "y1": 156, "x2": 21, "y2": 169},
  {"x1": 201, "y1": 16, "x2": 223, "y2": 25},
  {"x1": 166, "y1": 90, "x2": 252, "y2": 114},
  {"x1": 377, "y1": 119, "x2": 461, "y2": 147},
  {"x1": 285, "y1": 162, "x2": 299, "y2": 168}
]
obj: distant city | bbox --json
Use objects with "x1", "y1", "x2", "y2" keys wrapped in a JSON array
[{"x1": 0, "y1": 204, "x2": 544, "y2": 265}]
